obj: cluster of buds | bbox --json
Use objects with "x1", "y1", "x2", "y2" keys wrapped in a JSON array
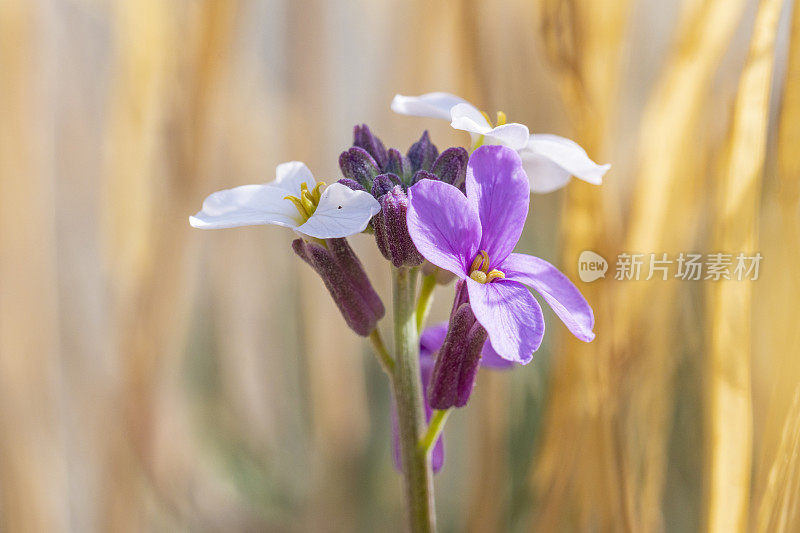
[{"x1": 338, "y1": 125, "x2": 468, "y2": 268}]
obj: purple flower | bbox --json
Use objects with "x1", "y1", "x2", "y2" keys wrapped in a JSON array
[
  {"x1": 392, "y1": 322, "x2": 512, "y2": 474},
  {"x1": 406, "y1": 145, "x2": 595, "y2": 364}
]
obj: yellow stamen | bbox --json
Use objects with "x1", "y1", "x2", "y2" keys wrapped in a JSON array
[
  {"x1": 480, "y1": 110, "x2": 492, "y2": 126},
  {"x1": 486, "y1": 269, "x2": 505, "y2": 282},
  {"x1": 470, "y1": 253, "x2": 484, "y2": 272},
  {"x1": 470, "y1": 270, "x2": 487, "y2": 284},
  {"x1": 284, "y1": 195, "x2": 311, "y2": 218},
  {"x1": 311, "y1": 182, "x2": 326, "y2": 203},
  {"x1": 468, "y1": 250, "x2": 505, "y2": 284},
  {"x1": 285, "y1": 181, "x2": 327, "y2": 222},
  {"x1": 496, "y1": 110, "x2": 507, "y2": 126}
]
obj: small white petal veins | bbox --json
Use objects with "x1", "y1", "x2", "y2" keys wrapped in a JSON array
[{"x1": 189, "y1": 183, "x2": 301, "y2": 229}]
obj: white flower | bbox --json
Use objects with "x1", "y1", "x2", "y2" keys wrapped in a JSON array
[
  {"x1": 190, "y1": 161, "x2": 381, "y2": 239},
  {"x1": 391, "y1": 92, "x2": 610, "y2": 193}
]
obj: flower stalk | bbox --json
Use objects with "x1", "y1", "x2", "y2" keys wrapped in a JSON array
[
  {"x1": 418, "y1": 409, "x2": 450, "y2": 455},
  {"x1": 391, "y1": 266, "x2": 436, "y2": 532},
  {"x1": 368, "y1": 328, "x2": 394, "y2": 376},
  {"x1": 415, "y1": 273, "x2": 437, "y2": 333}
]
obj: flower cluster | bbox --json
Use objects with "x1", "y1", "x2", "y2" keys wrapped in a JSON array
[{"x1": 190, "y1": 91, "x2": 608, "y2": 481}]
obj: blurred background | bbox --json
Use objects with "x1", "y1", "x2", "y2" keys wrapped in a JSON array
[{"x1": 1, "y1": 0, "x2": 798, "y2": 531}]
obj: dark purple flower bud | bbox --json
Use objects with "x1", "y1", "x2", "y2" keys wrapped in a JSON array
[
  {"x1": 337, "y1": 178, "x2": 366, "y2": 192},
  {"x1": 371, "y1": 173, "x2": 401, "y2": 199},
  {"x1": 326, "y1": 238, "x2": 385, "y2": 319},
  {"x1": 353, "y1": 124, "x2": 388, "y2": 169},
  {"x1": 407, "y1": 130, "x2": 439, "y2": 172},
  {"x1": 408, "y1": 170, "x2": 437, "y2": 187},
  {"x1": 372, "y1": 186, "x2": 424, "y2": 268},
  {"x1": 431, "y1": 147, "x2": 468, "y2": 188},
  {"x1": 427, "y1": 302, "x2": 488, "y2": 409},
  {"x1": 292, "y1": 238, "x2": 384, "y2": 336},
  {"x1": 385, "y1": 148, "x2": 411, "y2": 181},
  {"x1": 339, "y1": 147, "x2": 380, "y2": 190}
]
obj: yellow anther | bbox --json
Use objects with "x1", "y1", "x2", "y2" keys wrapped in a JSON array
[
  {"x1": 486, "y1": 269, "x2": 505, "y2": 282},
  {"x1": 468, "y1": 250, "x2": 505, "y2": 283},
  {"x1": 284, "y1": 195, "x2": 311, "y2": 218},
  {"x1": 470, "y1": 270, "x2": 488, "y2": 284},
  {"x1": 496, "y1": 111, "x2": 507, "y2": 126},
  {"x1": 285, "y1": 181, "x2": 327, "y2": 222},
  {"x1": 470, "y1": 254, "x2": 484, "y2": 273},
  {"x1": 311, "y1": 182, "x2": 326, "y2": 203},
  {"x1": 300, "y1": 190, "x2": 316, "y2": 215},
  {"x1": 470, "y1": 250, "x2": 490, "y2": 273}
]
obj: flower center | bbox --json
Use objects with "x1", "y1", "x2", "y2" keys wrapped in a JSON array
[
  {"x1": 480, "y1": 110, "x2": 507, "y2": 128},
  {"x1": 468, "y1": 250, "x2": 505, "y2": 284},
  {"x1": 285, "y1": 181, "x2": 326, "y2": 222},
  {"x1": 473, "y1": 111, "x2": 508, "y2": 150}
]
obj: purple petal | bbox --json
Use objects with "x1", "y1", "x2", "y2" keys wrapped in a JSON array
[
  {"x1": 501, "y1": 253, "x2": 595, "y2": 342},
  {"x1": 420, "y1": 323, "x2": 449, "y2": 357},
  {"x1": 465, "y1": 145, "x2": 529, "y2": 264},
  {"x1": 407, "y1": 179, "x2": 481, "y2": 278},
  {"x1": 480, "y1": 340, "x2": 515, "y2": 369},
  {"x1": 408, "y1": 169, "x2": 437, "y2": 187},
  {"x1": 392, "y1": 350, "x2": 444, "y2": 473},
  {"x1": 467, "y1": 278, "x2": 544, "y2": 364}
]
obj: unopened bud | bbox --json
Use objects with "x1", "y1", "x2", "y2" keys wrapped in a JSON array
[
  {"x1": 339, "y1": 147, "x2": 380, "y2": 190},
  {"x1": 385, "y1": 148, "x2": 411, "y2": 183},
  {"x1": 427, "y1": 302, "x2": 488, "y2": 409},
  {"x1": 371, "y1": 173, "x2": 401, "y2": 199},
  {"x1": 292, "y1": 238, "x2": 384, "y2": 336},
  {"x1": 372, "y1": 186, "x2": 424, "y2": 268},
  {"x1": 431, "y1": 147, "x2": 468, "y2": 189},
  {"x1": 353, "y1": 124, "x2": 388, "y2": 169},
  {"x1": 407, "y1": 130, "x2": 439, "y2": 172}
]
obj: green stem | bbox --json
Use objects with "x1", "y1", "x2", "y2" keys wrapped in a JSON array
[
  {"x1": 418, "y1": 410, "x2": 451, "y2": 454},
  {"x1": 415, "y1": 273, "x2": 437, "y2": 333},
  {"x1": 368, "y1": 328, "x2": 394, "y2": 376},
  {"x1": 391, "y1": 267, "x2": 436, "y2": 532}
]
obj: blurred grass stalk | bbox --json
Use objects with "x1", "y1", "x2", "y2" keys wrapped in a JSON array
[
  {"x1": 705, "y1": 0, "x2": 782, "y2": 530},
  {"x1": 1, "y1": 0, "x2": 799, "y2": 531},
  {"x1": 0, "y1": 2, "x2": 68, "y2": 531}
]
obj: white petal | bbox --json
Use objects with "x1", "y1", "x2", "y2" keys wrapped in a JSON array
[
  {"x1": 190, "y1": 184, "x2": 301, "y2": 229},
  {"x1": 526, "y1": 134, "x2": 610, "y2": 186},
  {"x1": 449, "y1": 102, "x2": 492, "y2": 134},
  {"x1": 520, "y1": 151, "x2": 572, "y2": 193},
  {"x1": 450, "y1": 104, "x2": 529, "y2": 150},
  {"x1": 391, "y1": 92, "x2": 470, "y2": 120},
  {"x1": 296, "y1": 182, "x2": 381, "y2": 239},
  {"x1": 483, "y1": 123, "x2": 530, "y2": 151},
  {"x1": 273, "y1": 161, "x2": 315, "y2": 194}
]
